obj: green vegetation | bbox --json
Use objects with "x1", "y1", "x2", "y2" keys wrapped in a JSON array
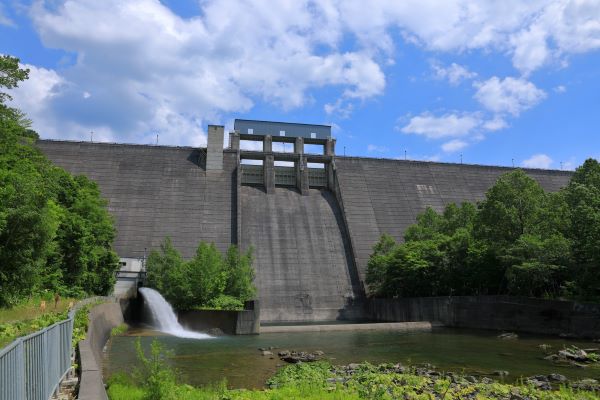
[
  {"x1": 0, "y1": 309, "x2": 69, "y2": 347},
  {"x1": 145, "y1": 238, "x2": 256, "y2": 310},
  {"x1": 111, "y1": 323, "x2": 129, "y2": 336},
  {"x1": 72, "y1": 301, "x2": 104, "y2": 347},
  {"x1": 107, "y1": 342, "x2": 599, "y2": 399},
  {"x1": 0, "y1": 299, "x2": 101, "y2": 348},
  {"x1": 0, "y1": 54, "x2": 119, "y2": 307},
  {"x1": 367, "y1": 165, "x2": 600, "y2": 301}
]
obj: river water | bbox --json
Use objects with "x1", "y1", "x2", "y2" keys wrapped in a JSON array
[{"x1": 104, "y1": 327, "x2": 600, "y2": 389}]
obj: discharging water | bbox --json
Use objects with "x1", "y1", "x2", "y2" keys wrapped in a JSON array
[
  {"x1": 138, "y1": 287, "x2": 211, "y2": 340},
  {"x1": 104, "y1": 327, "x2": 600, "y2": 389}
]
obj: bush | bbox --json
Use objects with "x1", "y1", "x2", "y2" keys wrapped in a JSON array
[
  {"x1": 205, "y1": 294, "x2": 244, "y2": 310},
  {"x1": 145, "y1": 238, "x2": 256, "y2": 310}
]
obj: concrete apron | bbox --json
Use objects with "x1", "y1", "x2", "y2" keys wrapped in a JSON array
[{"x1": 260, "y1": 321, "x2": 440, "y2": 333}]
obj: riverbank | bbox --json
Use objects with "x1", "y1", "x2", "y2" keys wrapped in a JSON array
[{"x1": 107, "y1": 359, "x2": 600, "y2": 400}]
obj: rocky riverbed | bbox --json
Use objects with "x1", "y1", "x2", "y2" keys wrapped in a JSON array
[
  {"x1": 265, "y1": 361, "x2": 600, "y2": 399},
  {"x1": 258, "y1": 346, "x2": 600, "y2": 394}
]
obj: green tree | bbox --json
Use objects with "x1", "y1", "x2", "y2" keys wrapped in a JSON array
[
  {"x1": 365, "y1": 168, "x2": 588, "y2": 300},
  {"x1": 188, "y1": 242, "x2": 227, "y2": 306},
  {"x1": 564, "y1": 159, "x2": 600, "y2": 299},
  {"x1": 0, "y1": 54, "x2": 118, "y2": 305},
  {"x1": 145, "y1": 238, "x2": 257, "y2": 309},
  {"x1": 146, "y1": 238, "x2": 191, "y2": 309},
  {"x1": 475, "y1": 170, "x2": 546, "y2": 244},
  {"x1": 223, "y1": 245, "x2": 256, "y2": 302}
]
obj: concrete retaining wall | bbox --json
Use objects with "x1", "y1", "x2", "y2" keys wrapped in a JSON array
[
  {"x1": 178, "y1": 300, "x2": 260, "y2": 335},
  {"x1": 78, "y1": 302, "x2": 125, "y2": 400},
  {"x1": 367, "y1": 296, "x2": 600, "y2": 339}
]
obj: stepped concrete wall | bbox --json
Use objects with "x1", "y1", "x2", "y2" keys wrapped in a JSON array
[
  {"x1": 240, "y1": 186, "x2": 362, "y2": 322},
  {"x1": 37, "y1": 140, "x2": 237, "y2": 258},
  {"x1": 334, "y1": 158, "x2": 573, "y2": 285}
]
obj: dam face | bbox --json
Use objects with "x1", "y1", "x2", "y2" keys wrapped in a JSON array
[{"x1": 37, "y1": 120, "x2": 573, "y2": 323}]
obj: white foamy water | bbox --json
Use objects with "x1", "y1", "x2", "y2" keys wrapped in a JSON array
[{"x1": 138, "y1": 287, "x2": 212, "y2": 339}]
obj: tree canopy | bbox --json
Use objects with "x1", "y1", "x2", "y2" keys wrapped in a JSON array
[
  {"x1": 367, "y1": 166, "x2": 600, "y2": 301},
  {"x1": 0, "y1": 55, "x2": 119, "y2": 306},
  {"x1": 145, "y1": 238, "x2": 256, "y2": 310}
]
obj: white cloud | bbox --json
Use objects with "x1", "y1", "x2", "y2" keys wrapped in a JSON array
[
  {"x1": 400, "y1": 112, "x2": 481, "y2": 139},
  {"x1": 19, "y1": 0, "x2": 386, "y2": 144},
  {"x1": 441, "y1": 139, "x2": 468, "y2": 153},
  {"x1": 554, "y1": 85, "x2": 567, "y2": 93},
  {"x1": 0, "y1": 4, "x2": 15, "y2": 27},
  {"x1": 339, "y1": 1, "x2": 600, "y2": 74},
  {"x1": 8, "y1": 0, "x2": 600, "y2": 146},
  {"x1": 367, "y1": 144, "x2": 388, "y2": 153},
  {"x1": 522, "y1": 153, "x2": 553, "y2": 169},
  {"x1": 482, "y1": 115, "x2": 508, "y2": 131},
  {"x1": 324, "y1": 98, "x2": 354, "y2": 118},
  {"x1": 432, "y1": 62, "x2": 477, "y2": 85},
  {"x1": 474, "y1": 77, "x2": 546, "y2": 116},
  {"x1": 510, "y1": 24, "x2": 550, "y2": 75}
]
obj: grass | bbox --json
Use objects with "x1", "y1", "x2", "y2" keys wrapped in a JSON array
[
  {"x1": 0, "y1": 296, "x2": 79, "y2": 324},
  {"x1": 111, "y1": 323, "x2": 129, "y2": 336},
  {"x1": 0, "y1": 297, "x2": 100, "y2": 348}
]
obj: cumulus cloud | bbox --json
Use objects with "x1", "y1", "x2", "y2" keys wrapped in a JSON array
[
  {"x1": 441, "y1": 139, "x2": 468, "y2": 153},
  {"x1": 19, "y1": 0, "x2": 385, "y2": 144},
  {"x1": 522, "y1": 153, "x2": 553, "y2": 169},
  {"x1": 8, "y1": 0, "x2": 600, "y2": 146},
  {"x1": 432, "y1": 62, "x2": 477, "y2": 85},
  {"x1": 400, "y1": 111, "x2": 511, "y2": 153},
  {"x1": 400, "y1": 112, "x2": 481, "y2": 139},
  {"x1": 474, "y1": 77, "x2": 546, "y2": 116},
  {"x1": 482, "y1": 116, "x2": 508, "y2": 131}
]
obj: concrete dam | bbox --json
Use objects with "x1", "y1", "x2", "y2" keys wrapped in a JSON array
[{"x1": 37, "y1": 119, "x2": 573, "y2": 323}]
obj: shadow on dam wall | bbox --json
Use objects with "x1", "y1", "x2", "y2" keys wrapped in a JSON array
[{"x1": 240, "y1": 186, "x2": 365, "y2": 323}]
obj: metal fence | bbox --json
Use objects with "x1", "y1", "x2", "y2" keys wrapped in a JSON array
[
  {"x1": 0, "y1": 297, "x2": 109, "y2": 400},
  {"x1": 0, "y1": 314, "x2": 73, "y2": 400}
]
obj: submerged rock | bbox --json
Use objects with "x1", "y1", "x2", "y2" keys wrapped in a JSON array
[
  {"x1": 279, "y1": 350, "x2": 324, "y2": 363},
  {"x1": 206, "y1": 328, "x2": 224, "y2": 336},
  {"x1": 277, "y1": 350, "x2": 290, "y2": 357},
  {"x1": 526, "y1": 376, "x2": 551, "y2": 391},
  {"x1": 547, "y1": 373, "x2": 567, "y2": 383},
  {"x1": 571, "y1": 378, "x2": 600, "y2": 391},
  {"x1": 498, "y1": 332, "x2": 519, "y2": 340},
  {"x1": 493, "y1": 370, "x2": 509, "y2": 377},
  {"x1": 545, "y1": 346, "x2": 599, "y2": 366}
]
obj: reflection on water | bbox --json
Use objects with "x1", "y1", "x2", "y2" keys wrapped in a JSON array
[{"x1": 103, "y1": 327, "x2": 600, "y2": 389}]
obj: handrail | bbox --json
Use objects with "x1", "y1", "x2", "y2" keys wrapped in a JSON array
[{"x1": 0, "y1": 296, "x2": 112, "y2": 400}]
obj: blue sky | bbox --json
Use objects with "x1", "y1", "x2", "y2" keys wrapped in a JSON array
[{"x1": 1, "y1": 0, "x2": 600, "y2": 169}]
